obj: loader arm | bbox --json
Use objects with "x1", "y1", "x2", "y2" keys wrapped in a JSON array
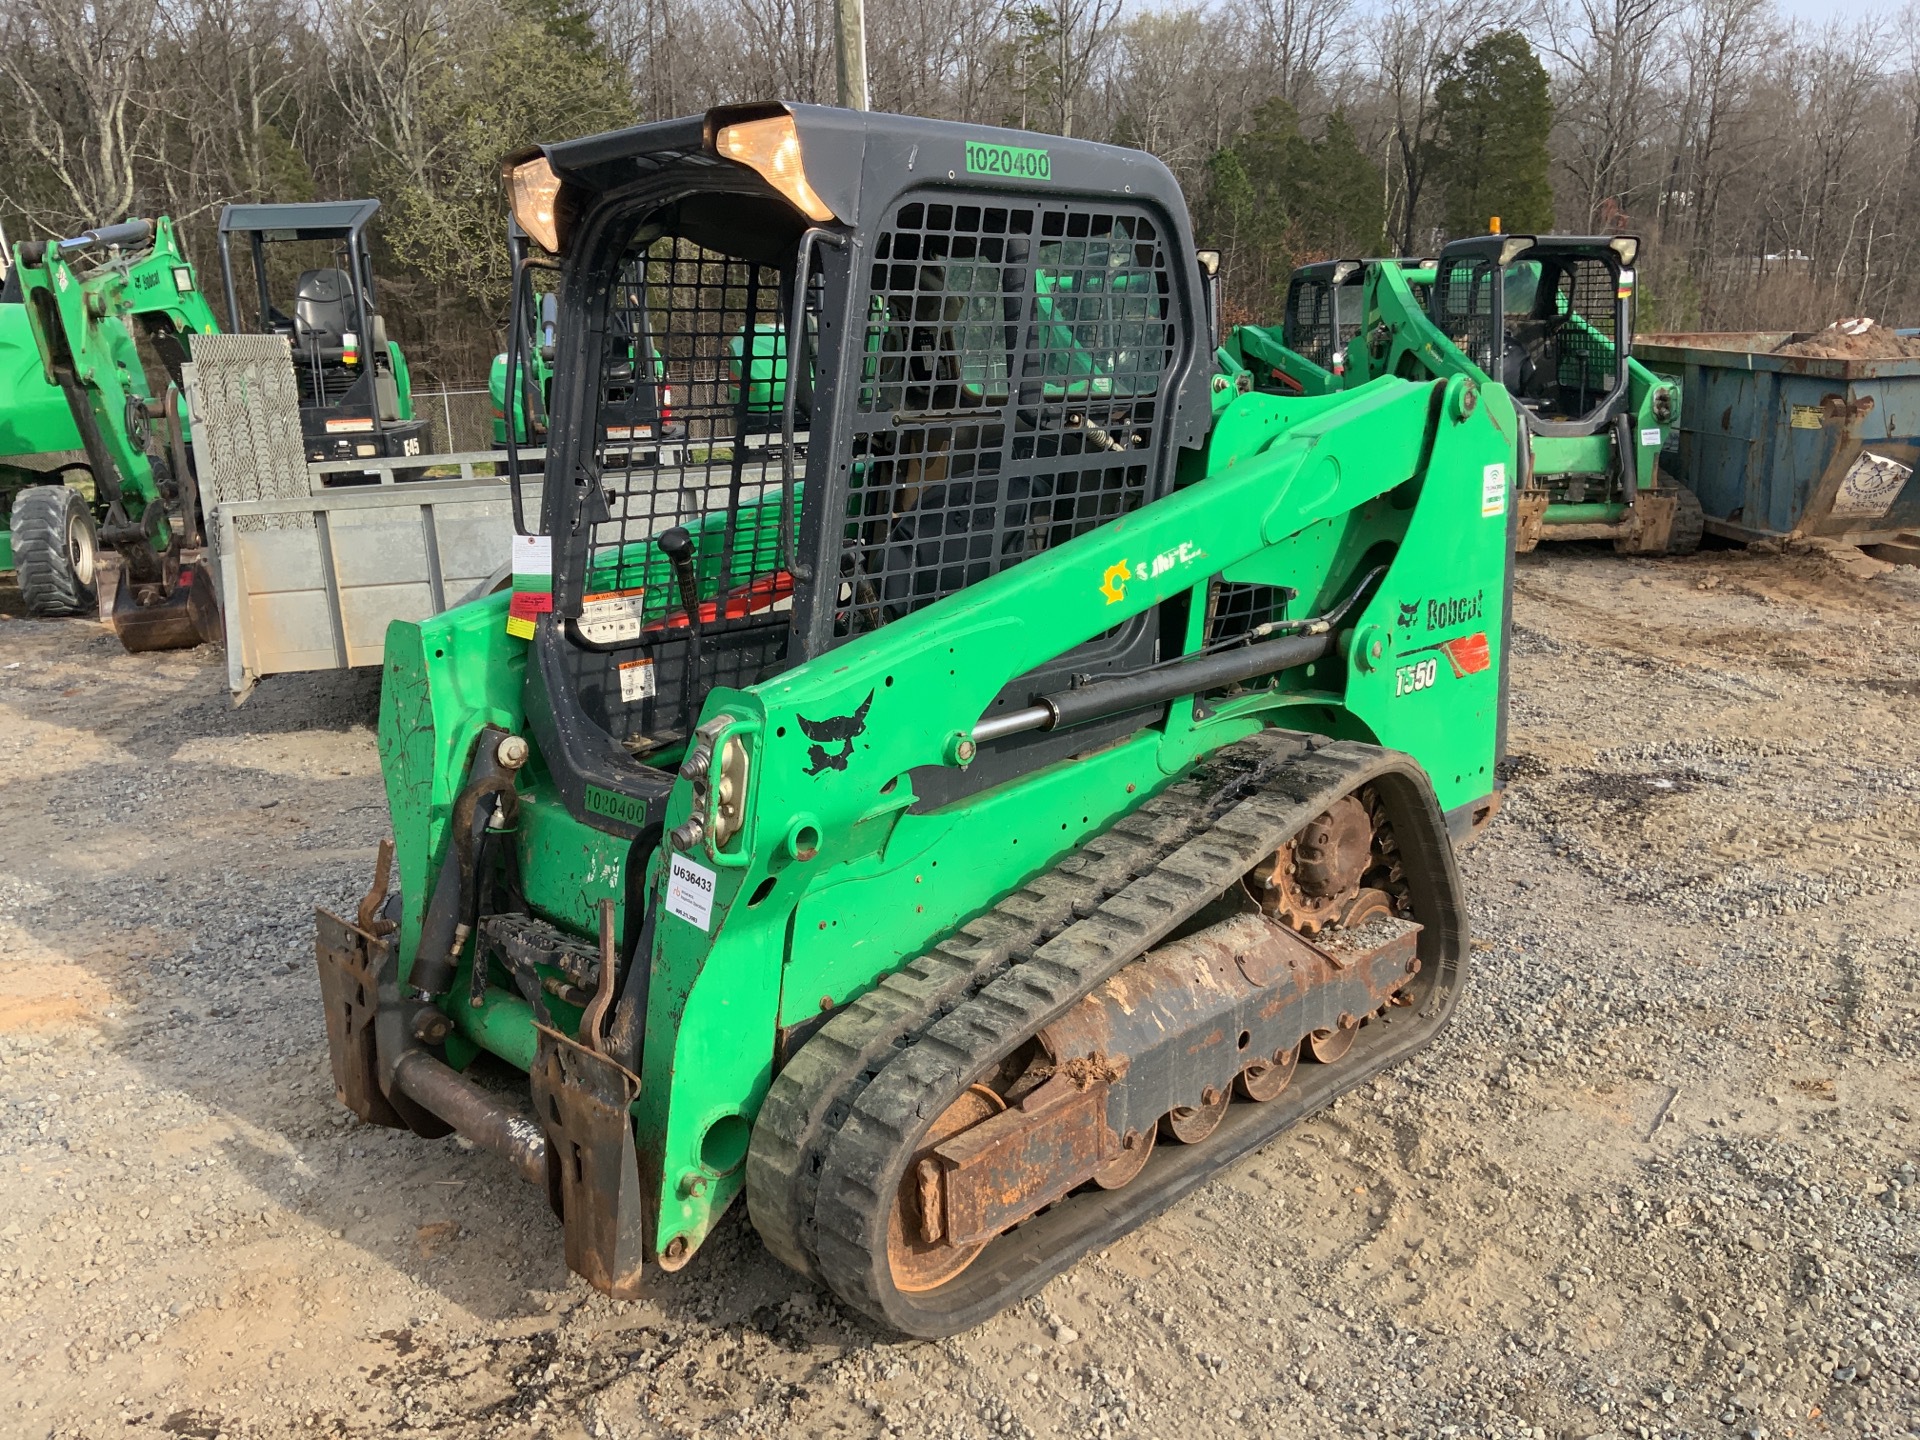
[{"x1": 118, "y1": 216, "x2": 222, "y2": 392}]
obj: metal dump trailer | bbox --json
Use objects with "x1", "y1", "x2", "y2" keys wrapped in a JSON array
[
  {"x1": 1635, "y1": 334, "x2": 1920, "y2": 543},
  {"x1": 185, "y1": 334, "x2": 543, "y2": 697}
]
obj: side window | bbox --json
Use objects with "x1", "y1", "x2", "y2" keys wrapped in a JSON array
[
  {"x1": 1034, "y1": 225, "x2": 1166, "y2": 398},
  {"x1": 1502, "y1": 261, "x2": 1543, "y2": 318}
]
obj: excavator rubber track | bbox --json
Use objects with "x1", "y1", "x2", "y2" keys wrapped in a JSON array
[{"x1": 755, "y1": 731, "x2": 1469, "y2": 1337}]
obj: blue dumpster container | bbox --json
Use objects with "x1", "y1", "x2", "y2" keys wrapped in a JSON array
[{"x1": 1633, "y1": 333, "x2": 1920, "y2": 542}]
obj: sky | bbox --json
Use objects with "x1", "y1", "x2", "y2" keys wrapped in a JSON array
[{"x1": 1774, "y1": 0, "x2": 1897, "y2": 17}]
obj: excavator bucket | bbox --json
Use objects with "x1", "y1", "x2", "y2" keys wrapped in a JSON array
[{"x1": 111, "y1": 562, "x2": 221, "y2": 652}]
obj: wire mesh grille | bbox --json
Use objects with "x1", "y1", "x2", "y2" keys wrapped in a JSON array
[
  {"x1": 1203, "y1": 580, "x2": 1292, "y2": 644},
  {"x1": 835, "y1": 198, "x2": 1175, "y2": 638},
  {"x1": 1434, "y1": 260, "x2": 1500, "y2": 377},
  {"x1": 1525, "y1": 259, "x2": 1620, "y2": 421},
  {"x1": 1285, "y1": 278, "x2": 1335, "y2": 369},
  {"x1": 1284, "y1": 276, "x2": 1364, "y2": 371},
  {"x1": 571, "y1": 237, "x2": 806, "y2": 747}
]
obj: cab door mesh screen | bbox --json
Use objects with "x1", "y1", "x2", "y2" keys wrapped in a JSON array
[
  {"x1": 567, "y1": 238, "x2": 805, "y2": 749},
  {"x1": 834, "y1": 198, "x2": 1177, "y2": 639},
  {"x1": 1519, "y1": 259, "x2": 1619, "y2": 421},
  {"x1": 1285, "y1": 279, "x2": 1335, "y2": 369},
  {"x1": 1434, "y1": 260, "x2": 1499, "y2": 376}
]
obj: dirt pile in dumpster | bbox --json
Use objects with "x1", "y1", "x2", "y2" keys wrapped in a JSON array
[{"x1": 1771, "y1": 318, "x2": 1920, "y2": 360}]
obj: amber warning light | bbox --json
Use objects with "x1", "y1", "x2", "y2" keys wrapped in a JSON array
[
  {"x1": 508, "y1": 156, "x2": 565, "y2": 254},
  {"x1": 717, "y1": 116, "x2": 835, "y2": 223}
]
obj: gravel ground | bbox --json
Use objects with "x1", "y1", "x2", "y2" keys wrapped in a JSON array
[{"x1": 1, "y1": 541, "x2": 1917, "y2": 1440}]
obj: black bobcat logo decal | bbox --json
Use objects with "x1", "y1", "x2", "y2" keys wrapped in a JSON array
[
  {"x1": 1397, "y1": 600, "x2": 1420, "y2": 628},
  {"x1": 797, "y1": 690, "x2": 874, "y2": 776}
]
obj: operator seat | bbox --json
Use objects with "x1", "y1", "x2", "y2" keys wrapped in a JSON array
[{"x1": 293, "y1": 268, "x2": 355, "y2": 350}]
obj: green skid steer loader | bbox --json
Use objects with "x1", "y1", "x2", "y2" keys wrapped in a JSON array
[
  {"x1": 3, "y1": 217, "x2": 224, "y2": 648},
  {"x1": 317, "y1": 103, "x2": 1514, "y2": 1337},
  {"x1": 1228, "y1": 237, "x2": 1698, "y2": 555}
]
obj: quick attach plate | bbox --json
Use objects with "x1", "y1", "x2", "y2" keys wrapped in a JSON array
[
  {"x1": 315, "y1": 908, "x2": 406, "y2": 1129},
  {"x1": 529, "y1": 1026, "x2": 649, "y2": 1299}
]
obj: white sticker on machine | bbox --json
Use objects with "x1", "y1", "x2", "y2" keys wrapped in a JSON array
[
  {"x1": 665, "y1": 853, "x2": 717, "y2": 931},
  {"x1": 1831, "y1": 449, "x2": 1913, "y2": 519},
  {"x1": 617, "y1": 656, "x2": 657, "y2": 703},
  {"x1": 1481, "y1": 462, "x2": 1507, "y2": 517},
  {"x1": 580, "y1": 588, "x2": 648, "y2": 645},
  {"x1": 1639, "y1": 427, "x2": 1663, "y2": 448}
]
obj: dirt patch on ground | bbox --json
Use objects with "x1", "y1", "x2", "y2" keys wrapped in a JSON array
[{"x1": 2, "y1": 543, "x2": 1918, "y2": 1440}]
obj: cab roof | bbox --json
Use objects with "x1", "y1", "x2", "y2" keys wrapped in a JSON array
[{"x1": 219, "y1": 200, "x2": 381, "y2": 241}]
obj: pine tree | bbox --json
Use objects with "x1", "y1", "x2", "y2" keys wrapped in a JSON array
[
  {"x1": 1429, "y1": 30, "x2": 1555, "y2": 239},
  {"x1": 1198, "y1": 99, "x2": 1385, "y2": 318}
]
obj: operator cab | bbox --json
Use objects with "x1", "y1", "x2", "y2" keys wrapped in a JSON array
[
  {"x1": 504, "y1": 103, "x2": 1207, "y2": 834},
  {"x1": 1285, "y1": 258, "x2": 1439, "y2": 378},
  {"x1": 1282, "y1": 260, "x2": 1364, "y2": 374},
  {"x1": 217, "y1": 200, "x2": 430, "y2": 471},
  {"x1": 1430, "y1": 234, "x2": 1638, "y2": 433}
]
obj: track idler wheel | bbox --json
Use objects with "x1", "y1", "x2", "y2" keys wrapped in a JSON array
[
  {"x1": 887, "y1": 1084, "x2": 1005, "y2": 1294},
  {"x1": 1307, "y1": 1015, "x2": 1360, "y2": 1063},
  {"x1": 1091, "y1": 1124, "x2": 1155, "y2": 1190}
]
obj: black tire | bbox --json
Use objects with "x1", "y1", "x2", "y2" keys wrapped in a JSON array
[{"x1": 11, "y1": 483, "x2": 99, "y2": 617}]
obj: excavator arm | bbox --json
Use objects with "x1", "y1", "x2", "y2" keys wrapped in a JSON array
[
  {"x1": 10, "y1": 219, "x2": 221, "y2": 648},
  {"x1": 12, "y1": 224, "x2": 166, "y2": 531}
]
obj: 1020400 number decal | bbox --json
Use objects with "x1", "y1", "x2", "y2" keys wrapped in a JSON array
[
  {"x1": 964, "y1": 142, "x2": 1051, "y2": 181},
  {"x1": 1395, "y1": 658, "x2": 1439, "y2": 696}
]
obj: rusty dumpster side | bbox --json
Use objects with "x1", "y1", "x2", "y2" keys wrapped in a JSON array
[{"x1": 1634, "y1": 333, "x2": 1920, "y2": 543}]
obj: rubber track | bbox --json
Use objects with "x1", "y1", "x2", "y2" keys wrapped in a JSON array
[
  {"x1": 745, "y1": 731, "x2": 1310, "y2": 1280},
  {"x1": 806, "y1": 739, "x2": 1454, "y2": 1335},
  {"x1": 1666, "y1": 486, "x2": 1706, "y2": 556},
  {"x1": 11, "y1": 484, "x2": 94, "y2": 617}
]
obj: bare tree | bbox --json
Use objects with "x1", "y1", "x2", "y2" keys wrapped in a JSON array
[
  {"x1": 0, "y1": 0, "x2": 160, "y2": 225},
  {"x1": 1103, "y1": 7, "x2": 1253, "y2": 184},
  {"x1": 1240, "y1": 0, "x2": 1351, "y2": 113},
  {"x1": 1662, "y1": 0, "x2": 1773, "y2": 307},
  {"x1": 1540, "y1": 0, "x2": 1683, "y2": 227},
  {"x1": 1372, "y1": 0, "x2": 1485, "y2": 252},
  {"x1": 320, "y1": 0, "x2": 458, "y2": 195},
  {"x1": 867, "y1": 0, "x2": 1010, "y2": 121},
  {"x1": 733, "y1": 0, "x2": 835, "y2": 104}
]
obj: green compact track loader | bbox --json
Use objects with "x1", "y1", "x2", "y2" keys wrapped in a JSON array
[
  {"x1": 317, "y1": 103, "x2": 1515, "y2": 1337},
  {"x1": 1228, "y1": 238, "x2": 1697, "y2": 554},
  {"x1": 3, "y1": 217, "x2": 224, "y2": 648}
]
